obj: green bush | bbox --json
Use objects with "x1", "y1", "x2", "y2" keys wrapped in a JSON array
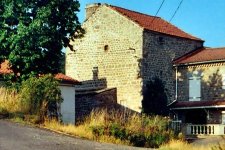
[
  {"x1": 109, "y1": 123, "x2": 127, "y2": 140},
  {"x1": 87, "y1": 109, "x2": 174, "y2": 148},
  {"x1": 91, "y1": 125, "x2": 105, "y2": 137},
  {"x1": 19, "y1": 74, "x2": 62, "y2": 123},
  {"x1": 129, "y1": 132, "x2": 146, "y2": 147}
]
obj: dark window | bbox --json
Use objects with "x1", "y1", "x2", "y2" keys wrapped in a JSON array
[
  {"x1": 104, "y1": 45, "x2": 109, "y2": 51},
  {"x1": 158, "y1": 37, "x2": 164, "y2": 45}
]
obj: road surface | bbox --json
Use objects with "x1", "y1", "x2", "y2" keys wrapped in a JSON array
[{"x1": 0, "y1": 120, "x2": 149, "y2": 150}]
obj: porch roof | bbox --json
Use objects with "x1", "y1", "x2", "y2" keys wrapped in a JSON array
[
  {"x1": 170, "y1": 100, "x2": 225, "y2": 110},
  {"x1": 173, "y1": 47, "x2": 225, "y2": 65}
]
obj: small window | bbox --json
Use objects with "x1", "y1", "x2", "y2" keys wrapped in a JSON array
[
  {"x1": 104, "y1": 45, "x2": 109, "y2": 52},
  {"x1": 222, "y1": 75, "x2": 225, "y2": 89},
  {"x1": 158, "y1": 37, "x2": 164, "y2": 45}
]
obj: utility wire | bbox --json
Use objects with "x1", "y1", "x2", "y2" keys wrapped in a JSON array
[
  {"x1": 151, "y1": 0, "x2": 166, "y2": 23},
  {"x1": 168, "y1": 0, "x2": 184, "y2": 23}
]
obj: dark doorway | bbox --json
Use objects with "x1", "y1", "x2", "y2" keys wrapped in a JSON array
[{"x1": 185, "y1": 110, "x2": 207, "y2": 124}]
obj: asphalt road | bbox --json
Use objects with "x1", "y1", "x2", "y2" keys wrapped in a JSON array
[{"x1": 0, "y1": 120, "x2": 149, "y2": 150}]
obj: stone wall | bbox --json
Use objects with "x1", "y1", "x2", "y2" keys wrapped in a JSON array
[
  {"x1": 66, "y1": 4, "x2": 143, "y2": 112},
  {"x1": 66, "y1": 4, "x2": 204, "y2": 112},
  {"x1": 142, "y1": 30, "x2": 203, "y2": 103},
  {"x1": 75, "y1": 88, "x2": 117, "y2": 122},
  {"x1": 177, "y1": 62, "x2": 225, "y2": 101}
]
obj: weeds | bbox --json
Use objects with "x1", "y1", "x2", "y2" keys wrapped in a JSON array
[
  {"x1": 0, "y1": 87, "x2": 21, "y2": 115},
  {"x1": 1, "y1": 88, "x2": 224, "y2": 149},
  {"x1": 159, "y1": 140, "x2": 225, "y2": 150},
  {"x1": 76, "y1": 108, "x2": 174, "y2": 148}
]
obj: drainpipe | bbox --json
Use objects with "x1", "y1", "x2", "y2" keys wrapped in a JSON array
[{"x1": 175, "y1": 66, "x2": 178, "y2": 101}]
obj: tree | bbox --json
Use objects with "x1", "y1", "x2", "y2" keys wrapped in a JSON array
[
  {"x1": 142, "y1": 77, "x2": 169, "y2": 116},
  {"x1": 0, "y1": 0, "x2": 84, "y2": 81}
]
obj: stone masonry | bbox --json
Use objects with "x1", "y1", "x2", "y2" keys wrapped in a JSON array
[
  {"x1": 66, "y1": 3, "x2": 203, "y2": 112},
  {"x1": 177, "y1": 62, "x2": 225, "y2": 101},
  {"x1": 142, "y1": 31, "x2": 202, "y2": 103}
]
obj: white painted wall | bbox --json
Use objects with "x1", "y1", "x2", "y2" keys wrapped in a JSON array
[{"x1": 59, "y1": 84, "x2": 75, "y2": 124}]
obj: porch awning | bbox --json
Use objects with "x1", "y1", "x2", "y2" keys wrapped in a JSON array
[{"x1": 170, "y1": 100, "x2": 225, "y2": 110}]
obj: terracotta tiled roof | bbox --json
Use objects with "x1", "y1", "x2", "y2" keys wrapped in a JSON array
[
  {"x1": 54, "y1": 73, "x2": 80, "y2": 84},
  {"x1": 171, "y1": 100, "x2": 225, "y2": 109},
  {"x1": 0, "y1": 61, "x2": 79, "y2": 84},
  {"x1": 0, "y1": 60, "x2": 12, "y2": 74},
  {"x1": 109, "y1": 5, "x2": 203, "y2": 41},
  {"x1": 173, "y1": 47, "x2": 225, "y2": 65}
]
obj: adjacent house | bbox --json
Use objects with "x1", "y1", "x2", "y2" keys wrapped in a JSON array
[
  {"x1": 170, "y1": 47, "x2": 225, "y2": 135},
  {"x1": 0, "y1": 60, "x2": 79, "y2": 124},
  {"x1": 66, "y1": 3, "x2": 203, "y2": 113}
]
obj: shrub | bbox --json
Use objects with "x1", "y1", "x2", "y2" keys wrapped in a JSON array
[
  {"x1": 86, "y1": 109, "x2": 174, "y2": 148},
  {"x1": 109, "y1": 123, "x2": 127, "y2": 140},
  {"x1": 91, "y1": 125, "x2": 105, "y2": 137},
  {"x1": 19, "y1": 74, "x2": 63, "y2": 123}
]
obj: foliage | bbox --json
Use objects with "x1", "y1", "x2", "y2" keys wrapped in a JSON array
[
  {"x1": 19, "y1": 74, "x2": 62, "y2": 123},
  {"x1": 0, "y1": 87, "x2": 21, "y2": 116},
  {"x1": 142, "y1": 77, "x2": 169, "y2": 116},
  {"x1": 0, "y1": 0, "x2": 84, "y2": 81},
  {"x1": 87, "y1": 109, "x2": 173, "y2": 148},
  {"x1": 159, "y1": 140, "x2": 225, "y2": 150}
]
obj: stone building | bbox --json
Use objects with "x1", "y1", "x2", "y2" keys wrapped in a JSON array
[
  {"x1": 66, "y1": 3, "x2": 204, "y2": 112},
  {"x1": 170, "y1": 47, "x2": 225, "y2": 135}
]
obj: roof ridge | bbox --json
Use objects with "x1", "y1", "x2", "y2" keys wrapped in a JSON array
[
  {"x1": 106, "y1": 4, "x2": 203, "y2": 41},
  {"x1": 108, "y1": 4, "x2": 160, "y2": 19},
  {"x1": 206, "y1": 47, "x2": 225, "y2": 50}
]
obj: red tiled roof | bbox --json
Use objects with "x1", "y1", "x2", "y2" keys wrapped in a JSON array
[
  {"x1": 109, "y1": 5, "x2": 203, "y2": 41},
  {"x1": 0, "y1": 60, "x2": 12, "y2": 74},
  {"x1": 171, "y1": 100, "x2": 225, "y2": 109},
  {"x1": 0, "y1": 61, "x2": 79, "y2": 84},
  {"x1": 54, "y1": 73, "x2": 80, "y2": 84},
  {"x1": 173, "y1": 47, "x2": 225, "y2": 65}
]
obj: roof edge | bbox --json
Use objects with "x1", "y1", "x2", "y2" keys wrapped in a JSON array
[{"x1": 173, "y1": 47, "x2": 205, "y2": 64}]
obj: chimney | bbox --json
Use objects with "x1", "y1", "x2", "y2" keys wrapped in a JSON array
[{"x1": 85, "y1": 3, "x2": 101, "y2": 19}]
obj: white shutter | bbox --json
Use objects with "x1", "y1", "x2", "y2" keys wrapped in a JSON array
[{"x1": 189, "y1": 77, "x2": 201, "y2": 101}]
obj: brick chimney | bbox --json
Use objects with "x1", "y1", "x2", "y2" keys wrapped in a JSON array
[{"x1": 85, "y1": 3, "x2": 101, "y2": 19}]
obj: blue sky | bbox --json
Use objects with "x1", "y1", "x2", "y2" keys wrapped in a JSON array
[{"x1": 77, "y1": 0, "x2": 225, "y2": 48}]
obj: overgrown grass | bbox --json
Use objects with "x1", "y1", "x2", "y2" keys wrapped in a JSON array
[
  {"x1": 1, "y1": 87, "x2": 224, "y2": 149},
  {"x1": 0, "y1": 87, "x2": 22, "y2": 115},
  {"x1": 43, "y1": 119, "x2": 128, "y2": 145},
  {"x1": 44, "y1": 108, "x2": 174, "y2": 148},
  {"x1": 159, "y1": 140, "x2": 225, "y2": 150}
]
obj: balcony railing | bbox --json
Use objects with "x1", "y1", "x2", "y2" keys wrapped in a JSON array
[{"x1": 186, "y1": 124, "x2": 225, "y2": 135}]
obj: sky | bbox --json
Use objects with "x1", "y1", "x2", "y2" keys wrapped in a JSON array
[{"x1": 77, "y1": 0, "x2": 225, "y2": 48}]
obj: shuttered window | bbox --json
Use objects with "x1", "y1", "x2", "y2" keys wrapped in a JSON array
[{"x1": 189, "y1": 76, "x2": 201, "y2": 101}]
